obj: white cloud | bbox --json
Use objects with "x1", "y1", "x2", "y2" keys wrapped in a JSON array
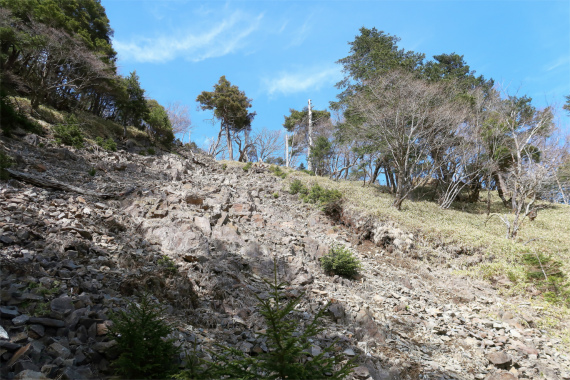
[
  {"x1": 264, "y1": 66, "x2": 342, "y2": 96},
  {"x1": 544, "y1": 56, "x2": 570, "y2": 72},
  {"x1": 113, "y1": 10, "x2": 263, "y2": 63}
]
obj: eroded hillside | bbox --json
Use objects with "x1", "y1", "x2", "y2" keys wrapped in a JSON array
[{"x1": 1, "y1": 133, "x2": 569, "y2": 380}]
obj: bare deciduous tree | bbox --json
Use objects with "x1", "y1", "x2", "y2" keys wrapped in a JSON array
[
  {"x1": 251, "y1": 128, "x2": 284, "y2": 163},
  {"x1": 350, "y1": 70, "x2": 467, "y2": 209},
  {"x1": 166, "y1": 102, "x2": 193, "y2": 143}
]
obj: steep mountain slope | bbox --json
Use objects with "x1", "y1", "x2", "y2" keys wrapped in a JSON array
[{"x1": 0, "y1": 133, "x2": 569, "y2": 380}]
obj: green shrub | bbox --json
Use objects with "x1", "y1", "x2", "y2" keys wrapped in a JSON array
[
  {"x1": 301, "y1": 169, "x2": 315, "y2": 176},
  {"x1": 158, "y1": 255, "x2": 178, "y2": 274},
  {"x1": 181, "y1": 265, "x2": 355, "y2": 379},
  {"x1": 302, "y1": 184, "x2": 342, "y2": 206},
  {"x1": 0, "y1": 94, "x2": 42, "y2": 136},
  {"x1": 221, "y1": 163, "x2": 227, "y2": 170},
  {"x1": 138, "y1": 150, "x2": 147, "y2": 156},
  {"x1": 0, "y1": 151, "x2": 13, "y2": 180},
  {"x1": 242, "y1": 162, "x2": 252, "y2": 172},
  {"x1": 109, "y1": 293, "x2": 179, "y2": 379},
  {"x1": 54, "y1": 116, "x2": 83, "y2": 148},
  {"x1": 321, "y1": 245, "x2": 361, "y2": 279},
  {"x1": 269, "y1": 165, "x2": 287, "y2": 179},
  {"x1": 96, "y1": 136, "x2": 117, "y2": 151},
  {"x1": 273, "y1": 192, "x2": 279, "y2": 198},
  {"x1": 147, "y1": 147, "x2": 156, "y2": 155},
  {"x1": 289, "y1": 179, "x2": 306, "y2": 195},
  {"x1": 88, "y1": 168, "x2": 96, "y2": 176}
]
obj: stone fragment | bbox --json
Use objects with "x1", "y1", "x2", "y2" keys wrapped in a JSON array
[
  {"x1": 194, "y1": 216, "x2": 211, "y2": 236},
  {"x1": 46, "y1": 342, "x2": 71, "y2": 359},
  {"x1": 11, "y1": 314, "x2": 29, "y2": 326},
  {"x1": 14, "y1": 370, "x2": 48, "y2": 380},
  {"x1": 484, "y1": 373, "x2": 517, "y2": 380},
  {"x1": 50, "y1": 296, "x2": 75, "y2": 316},
  {"x1": 0, "y1": 305, "x2": 19, "y2": 317},
  {"x1": 0, "y1": 325, "x2": 8, "y2": 339},
  {"x1": 29, "y1": 317, "x2": 65, "y2": 328},
  {"x1": 343, "y1": 348, "x2": 356, "y2": 357},
  {"x1": 487, "y1": 351, "x2": 512, "y2": 369},
  {"x1": 353, "y1": 366, "x2": 371, "y2": 379},
  {"x1": 28, "y1": 324, "x2": 45, "y2": 338}
]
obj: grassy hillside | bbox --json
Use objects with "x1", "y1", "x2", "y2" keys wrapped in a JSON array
[{"x1": 282, "y1": 170, "x2": 570, "y2": 305}]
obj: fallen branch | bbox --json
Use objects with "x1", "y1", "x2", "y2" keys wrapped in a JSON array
[{"x1": 6, "y1": 169, "x2": 134, "y2": 199}]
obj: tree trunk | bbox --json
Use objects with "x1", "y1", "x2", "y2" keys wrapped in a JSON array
[
  {"x1": 369, "y1": 160, "x2": 382, "y2": 186},
  {"x1": 226, "y1": 124, "x2": 233, "y2": 161},
  {"x1": 285, "y1": 134, "x2": 289, "y2": 168},
  {"x1": 307, "y1": 99, "x2": 313, "y2": 171},
  {"x1": 494, "y1": 172, "x2": 510, "y2": 207}
]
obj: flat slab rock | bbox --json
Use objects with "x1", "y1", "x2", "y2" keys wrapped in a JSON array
[{"x1": 487, "y1": 351, "x2": 512, "y2": 369}]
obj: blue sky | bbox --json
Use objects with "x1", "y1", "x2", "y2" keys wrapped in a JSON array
[{"x1": 101, "y1": 0, "x2": 570, "y2": 148}]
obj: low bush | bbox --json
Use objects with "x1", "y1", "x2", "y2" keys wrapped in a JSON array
[
  {"x1": 289, "y1": 179, "x2": 306, "y2": 195},
  {"x1": 301, "y1": 184, "x2": 342, "y2": 206},
  {"x1": 109, "y1": 292, "x2": 179, "y2": 379},
  {"x1": 242, "y1": 162, "x2": 252, "y2": 172},
  {"x1": 54, "y1": 115, "x2": 83, "y2": 148},
  {"x1": 95, "y1": 136, "x2": 117, "y2": 151},
  {"x1": 158, "y1": 255, "x2": 178, "y2": 274},
  {"x1": 0, "y1": 151, "x2": 13, "y2": 180},
  {"x1": 0, "y1": 94, "x2": 42, "y2": 136},
  {"x1": 147, "y1": 147, "x2": 156, "y2": 155},
  {"x1": 178, "y1": 265, "x2": 355, "y2": 379},
  {"x1": 321, "y1": 245, "x2": 362, "y2": 279},
  {"x1": 269, "y1": 165, "x2": 287, "y2": 178}
]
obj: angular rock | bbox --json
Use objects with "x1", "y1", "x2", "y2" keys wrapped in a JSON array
[{"x1": 487, "y1": 351, "x2": 512, "y2": 369}]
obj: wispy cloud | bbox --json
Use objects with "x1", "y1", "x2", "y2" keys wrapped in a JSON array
[
  {"x1": 264, "y1": 65, "x2": 342, "y2": 96},
  {"x1": 113, "y1": 10, "x2": 263, "y2": 63},
  {"x1": 288, "y1": 16, "x2": 312, "y2": 47},
  {"x1": 544, "y1": 56, "x2": 570, "y2": 72}
]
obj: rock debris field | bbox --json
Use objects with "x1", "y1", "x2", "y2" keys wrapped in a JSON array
[{"x1": 1, "y1": 134, "x2": 569, "y2": 380}]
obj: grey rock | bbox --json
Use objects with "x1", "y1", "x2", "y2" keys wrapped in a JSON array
[
  {"x1": 0, "y1": 305, "x2": 19, "y2": 317},
  {"x1": 29, "y1": 318, "x2": 65, "y2": 328},
  {"x1": 46, "y1": 342, "x2": 71, "y2": 359},
  {"x1": 11, "y1": 314, "x2": 30, "y2": 326},
  {"x1": 50, "y1": 296, "x2": 75, "y2": 315},
  {"x1": 487, "y1": 351, "x2": 512, "y2": 369},
  {"x1": 14, "y1": 370, "x2": 49, "y2": 380}
]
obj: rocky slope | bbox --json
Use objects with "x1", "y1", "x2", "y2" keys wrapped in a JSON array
[{"x1": 0, "y1": 133, "x2": 569, "y2": 380}]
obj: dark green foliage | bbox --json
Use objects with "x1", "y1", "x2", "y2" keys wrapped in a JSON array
[
  {"x1": 117, "y1": 71, "x2": 149, "y2": 131},
  {"x1": 0, "y1": 150, "x2": 13, "y2": 180},
  {"x1": 221, "y1": 163, "x2": 227, "y2": 170},
  {"x1": 321, "y1": 246, "x2": 362, "y2": 279},
  {"x1": 88, "y1": 167, "x2": 96, "y2": 176},
  {"x1": 146, "y1": 99, "x2": 175, "y2": 145},
  {"x1": 301, "y1": 184, "x2": 342, "y2": 206},
  {"x1": 186, "y1": 266, "x2": 355, "y2": 380},
  {"x1": 95, "y1": 136, "x2": 117, "y2": 151},
  {"x1": 109, "y1": 293, "x2": 180, "y2": 379},
  {"x1": 147, "y1": 147, "x2": 155, "y2": 155},
  {"x1": 0, "y1": 94, "x2": 41, "y2": 136},
  {"x1": 196, "y1": 76, "x2": 255, "y2": 160},
  {"x1": 309, "y1": 136, "x2": 332, "y2": 176},
  {"x1": 289, "y1": 179, "x2": 306, "y2": 195},
  {"x1": 269, "y1": 165, "x2": 287, "y2": 178},
  {"x1": 158, "y1": 255, "x2": 178, "y2": 274},
  {"x1": 242, "y1": 162, "x2": 252, "y2": 171},
  {"x1": 53, "y1": 115, "x2": 84, "y2": 148}
]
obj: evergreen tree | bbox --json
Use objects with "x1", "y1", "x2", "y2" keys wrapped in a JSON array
[{"x1": 196, "y1": 76, "x2": 254, "y2": 161}]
